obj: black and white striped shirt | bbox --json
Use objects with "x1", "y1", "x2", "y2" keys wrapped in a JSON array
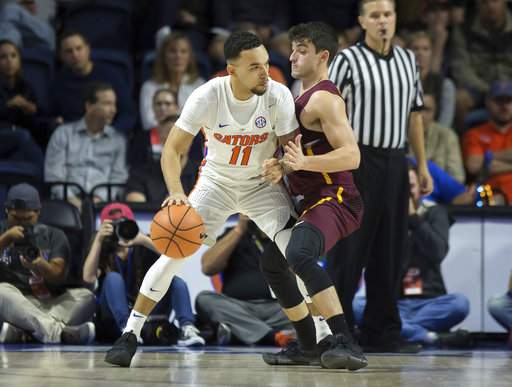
[{"x1": 328, "y1": 42, "x2": 424, "y2": 149}]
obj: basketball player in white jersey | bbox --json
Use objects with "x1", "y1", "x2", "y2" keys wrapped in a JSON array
[{"x1": 105, "y1": 31, "x2": 300, "y2": 367}]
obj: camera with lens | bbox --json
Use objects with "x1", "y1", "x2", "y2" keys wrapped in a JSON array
[
  {"x1": 103, "y1": 217, "x2": 139, "y2": 249},
  {"x1": 13, "y1": 225, "x2": 40, "y2": 262}
]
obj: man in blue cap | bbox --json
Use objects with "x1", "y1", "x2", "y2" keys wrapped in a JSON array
[
  {"x1": 463, "y1": 80, "x2": 512, "y2": 205},
  {"x1": 0, "y1": 183, "x2": 95, "y2": 344}
]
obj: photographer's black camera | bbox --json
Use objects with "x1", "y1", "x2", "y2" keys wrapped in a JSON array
[
  {"x1": 13, "y1": 225, "x2": 40, "y2": 261},
  {"x1": 103, "y1": 217, "x2": 139, "y2": 247}
]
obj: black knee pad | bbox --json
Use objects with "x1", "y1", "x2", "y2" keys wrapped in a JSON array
[
  {"x1": 259, "y1": 242, "x2": 304, "y2": 309},
  {"x1": 286, "y1": 222, "x2": 333, "y2": 296}
]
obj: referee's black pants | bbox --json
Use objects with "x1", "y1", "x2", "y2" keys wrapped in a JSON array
[{"x1": 326, "y1": 145, "x2": 409, "y2": 344}]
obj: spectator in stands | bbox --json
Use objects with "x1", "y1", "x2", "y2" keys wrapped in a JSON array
[
  {"x1": 487, "y1": 270, "x2": 512, "y2": 347},
  {"x1": 196, "y1": 216, "x2": 294, "y2": 347},
  {"x1": 140, "y1": 32, "x2": 205, "y2": 130},
  {"x1": 211, "y1": 0, "x2": 291, "y2": 45},
  {"x1": 44, "y1": 82, "x2": 128, "y2": 209},
  {"x1": 126, "y1": 113, "x2": 199, "y2": 203},
  {"x1": 52, "y1": 31, "x2": 135, "y2": 134},
  {"x1": 451, "y1": 0, "x2": 512, "y2": 129},
  {"x1": 408, "y1": 31, "x2": 455, "y2": 128},
  {"x1": 353, "y1": 165, "x2": 472, "y2": 348},
  {"x1": 0, "y1": 0, "x2": 55, "y2": 50},
  {"x1": 0, "y1": 40, "x2": 39, "y2": 134},
  {"x1": 0, "y1": 183, "x2": 95, "y2": 344},
  {"x1": 208, "y1": 27, "x2": 230, "y2": 75},
  {"x1": 415, "y1": 93, "x2": 465, "y2": 183},
  {"x1": 463, "y1": 80, "x2": 512, "y2": 205},
  {"x1": 82, "y1": 202, "x2": 204, "y2": 346}
]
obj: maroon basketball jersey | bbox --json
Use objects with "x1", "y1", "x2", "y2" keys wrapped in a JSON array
[{"x1": 287, "y1": 80, "x2": 358, "y2": 198}]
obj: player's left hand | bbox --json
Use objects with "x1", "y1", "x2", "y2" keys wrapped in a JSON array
[
  {"x1": 418, "y1": 164, "x2": 433, "y2": 196},
  {"x1": 261, "y1": 158, "x2": 283, "y2": 184},
  {"x1": 283, "y1": 134, "x2": 306, "y2": 171}
]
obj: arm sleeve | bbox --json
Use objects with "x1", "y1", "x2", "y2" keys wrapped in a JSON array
[
  {"x1": 139, "y1": 80, "x2": 159, "y2": 130},
  {"x1": 426, "y1": 161, "x2": 465, "y2": 203},
  {"x1": 410, "y1": 53, "x2": 424, "y2": 111},
  {"x1": 175, "y1": 85, "x2": 211, "y2": 136},
  {"x1": 109, "y1": 135, "x2": 128, "y2": 184},
  {"x1": 44, "y1": 127, "x2": 67, "y2": 184},
  {"x1": 49, "y1": 228, "x2": 71, "y2": 262},
  {"x1": 328, "y1": 53, "x2": 352, "y2": 93},
  {"x1": 273, "y1": 85, "x2": 299, "y2": 137},
  {"x1": 437, "y1": 78, "x2": 456, "y2": 127}
]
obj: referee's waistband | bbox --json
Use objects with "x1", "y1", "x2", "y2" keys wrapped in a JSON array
[{"x1": 359, "y1": 144, "x2": 406, "y2": 157}]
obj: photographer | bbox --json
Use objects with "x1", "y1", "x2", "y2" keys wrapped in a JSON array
[
  {"x1": 83, "y1": 203, "x2": 204, "y2": 346},
  {"x1": 0, "y1": 183, "x2": 95, "y2": 344}
]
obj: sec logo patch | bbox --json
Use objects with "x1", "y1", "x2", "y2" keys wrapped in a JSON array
[{"x1": 255, "y1": 116, "x2": 267, "y2": 128}]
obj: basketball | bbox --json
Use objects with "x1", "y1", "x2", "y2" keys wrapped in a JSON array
[{"x1": 150, "y1": 205, "x2": 206, "y2": 258}]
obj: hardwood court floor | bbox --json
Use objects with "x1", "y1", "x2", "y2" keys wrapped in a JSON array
[{"x1": 0, "y1": 345, "x2": 511, "y2": 387}]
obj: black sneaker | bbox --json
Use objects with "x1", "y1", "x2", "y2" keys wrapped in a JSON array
[
  {"x1": 436, "y1": 329, "x2": 473, "y2": 349},
  {"x1": 61, "y1": 322, "x2": 95, "y2": 344},
  {"x1": 362, "y1": 337, "x2": 422, "y2": 353},
  {"x1": 262, "y1": 340, "x2": 320, "y2": 366},
  {"x1": 320, "y1": 333, "x2": 368, "y2": 370},
  {"x1": 105, "y1": 332, "x2": 138, "y2": 367}
]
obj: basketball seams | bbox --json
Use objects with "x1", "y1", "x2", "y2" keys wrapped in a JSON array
[{"x1": 151, "y1": 219, "x2": 173, "y2": 234}]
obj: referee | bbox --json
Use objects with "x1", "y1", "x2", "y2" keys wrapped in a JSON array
[{"x1": 327, "y1": 0, "x2": 433, "y2": 352}]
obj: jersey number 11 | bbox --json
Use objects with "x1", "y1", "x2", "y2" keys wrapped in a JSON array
[{"x1": 229, "y1": 146, "x2": 252, "y2": 166}]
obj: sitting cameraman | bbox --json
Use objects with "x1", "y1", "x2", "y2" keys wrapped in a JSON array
[
  {"x1": 0, "y1": 183, "x2": 96, "y2": 344},
  {"x1": 196, "y1": 216, "x2": 294, "y2": 347},
  {"x1": 82, "y1": 203, "x2": 204, "y2": 346}
]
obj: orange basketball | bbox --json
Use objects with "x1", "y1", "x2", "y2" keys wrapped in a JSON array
[{"x1": 150, "y1": 205, "x2": 206, "y2": 258}]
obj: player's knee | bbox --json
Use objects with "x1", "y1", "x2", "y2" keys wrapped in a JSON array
[
  {"x1": 285, "y1": 223, "x2": 323, "y2": 278},
  {"x1": 285, "y1": 243, "x2": 316, "y2": 279}
]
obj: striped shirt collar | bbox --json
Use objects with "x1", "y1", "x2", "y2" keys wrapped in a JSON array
[{"x1": 359, "y1": 41, "x2": 395, "y2": 61}]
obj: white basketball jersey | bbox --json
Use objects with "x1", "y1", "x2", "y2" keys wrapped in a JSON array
[{"x1": 176, "y1": 76, "x2": 298, "y2": 186}]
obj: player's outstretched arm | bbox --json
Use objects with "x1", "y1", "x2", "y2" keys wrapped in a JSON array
[
  {"x1": 285, "y1": 92, "x2": 360, "y2": 173},
  {"x1": 161, "y1": 125, "x2": 195, "y2": 205}
]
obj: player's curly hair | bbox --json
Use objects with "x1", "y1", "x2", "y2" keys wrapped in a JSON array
[
  {"x1": 224, "y1": 31, "x2": 262, "y2": 63},
  {"x1": 288, "y1": 22, "x2": 338, "y2": 65}
]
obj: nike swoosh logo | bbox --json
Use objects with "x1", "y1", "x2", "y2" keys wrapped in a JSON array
[
  {"x1": 268, "y1": 103, "x2": 276, "y2": 108},
  {"x1": 219, "y1": 124, "x2": 229, "y2": 128},
  {"x1": 133, "y1": 313, "x2": 144, "y2": 318},
  {"x1": 150, "y1": 287, "x2": 161, "y2": 292}
]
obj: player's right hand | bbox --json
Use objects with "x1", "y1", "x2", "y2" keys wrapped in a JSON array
[{"x1": 162, "y1": 193, "x2": 189, "y2": 207}]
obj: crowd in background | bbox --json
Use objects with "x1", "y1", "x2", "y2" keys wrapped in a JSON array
[{"x1": 0, "y1": 0, "x2": 511, "y2": 347}]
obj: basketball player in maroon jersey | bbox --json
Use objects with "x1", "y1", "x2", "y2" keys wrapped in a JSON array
[{"x1": 260, "y1": 22, "x2": 367, "y2": 370}]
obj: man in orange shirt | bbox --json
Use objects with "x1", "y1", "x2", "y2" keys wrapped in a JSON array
[{"x1": 463, "y1": 80, "x2": 512, "y2": 204}]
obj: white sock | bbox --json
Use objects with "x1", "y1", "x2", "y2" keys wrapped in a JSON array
[{"x1": 124, "y1": 310, "x2": 148, "y2": 341}]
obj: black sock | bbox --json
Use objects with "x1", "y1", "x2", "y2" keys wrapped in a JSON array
[
  {"x1": 292, "y1": 315, "x2": 317, "y2": 351},
  {"x1": 326, "y1": 314, "x2": 349, "y2": 336}
]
